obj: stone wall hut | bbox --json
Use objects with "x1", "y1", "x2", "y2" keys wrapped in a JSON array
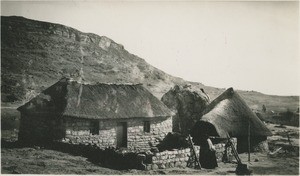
[
  {"x1": 17, "y1": 78, "x2": 173, "y2": 151},
  {"x1": 191, "y1": 88, "x2": 272, "y2": 153}
]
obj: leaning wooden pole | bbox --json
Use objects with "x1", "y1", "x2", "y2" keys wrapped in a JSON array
[
  {"x1": 188, "y1": 135, "x2": 201, "y2": 169},
  {"x1": 248, "y1": 116, "x2": 251, "y2": 162},
  {"x1": 226, "y1": 133, "x2": 241, "y2": 164}
]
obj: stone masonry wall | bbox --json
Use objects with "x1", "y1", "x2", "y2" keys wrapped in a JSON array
[
  {"x1": 214, "y1": 138, "x2": 237, "y2": 163},
  {"x1": 145, "y1": 146, "x2": 200, "y2": 170},
  {"x1": 62, "y1": 116, "x2": 172, "y2": 151},
  {"x1": 144, "y1": 138, "x2": 237, "y2": 170},
  {"x1": 127, "y1": 117, "x2": 172, "y2": 151},
  {"x1": 63, "y1": 118, "x2": 116, "y2": 148}
]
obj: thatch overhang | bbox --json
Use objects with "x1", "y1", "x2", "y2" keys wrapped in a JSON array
[
  {"x1": 17, "y1": 78, "x2": 174, "y2": 120},
  {"x1": 197, "y1": 88, "x2": 272, "y2": 138}
]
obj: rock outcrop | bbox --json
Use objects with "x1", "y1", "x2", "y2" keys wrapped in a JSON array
[{"x1": 161, "y1": 85, "x2": 210, "y2": 135}]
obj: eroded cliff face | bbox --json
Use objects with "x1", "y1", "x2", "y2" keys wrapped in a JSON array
[
  {"x1": 161, "y1": 85, "x2": 210, "y2": 135},
  {"x1": 2, "y1": 16, "x2": 123, "y2": 50},
  {"x1": 1, "y1": 16, "x2": 187, "y2": 103}
]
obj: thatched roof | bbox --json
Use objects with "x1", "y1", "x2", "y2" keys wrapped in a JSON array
[
  {"x1": 18, "y1": 78, "x2": 174, "y2": 119},
  {"x1": 197, "y1": 88, "x2": 272, "y2": 137}
]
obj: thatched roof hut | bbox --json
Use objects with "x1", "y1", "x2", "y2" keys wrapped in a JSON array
[
  {"x1": 18, "y1": 77, "x2": 173, "y2": 119},
  {"x1": 194, "y1": 87, "x2": 272, "y2": 138},
  {"x1": 191, "y1": 88, "x2": 272, "y2": 153},
  {"x1": 17, "y1": 78, "x2": 174, "y2": 149}
]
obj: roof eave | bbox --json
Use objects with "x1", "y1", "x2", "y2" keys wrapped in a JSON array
[{"x1": 63, "y1": 114, "x2": 173, "y2": 120}]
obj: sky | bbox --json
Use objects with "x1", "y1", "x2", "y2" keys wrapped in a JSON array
[{"x1": 1, "y1": 1, "x2": 299, "y2": 96}]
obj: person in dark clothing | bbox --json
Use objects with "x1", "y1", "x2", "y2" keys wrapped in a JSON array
[{"x1": 199, "y1": 134, "x2": 218, "y2": 169}]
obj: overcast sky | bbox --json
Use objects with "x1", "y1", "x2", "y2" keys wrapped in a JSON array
[{"x1": 1, "y1": 1, "x2": 299, "y2": 96}]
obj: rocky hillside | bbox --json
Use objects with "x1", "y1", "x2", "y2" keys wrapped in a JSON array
[
  {"x1": 1, "y1": 16, "x2": 299, "y2": 113},
  {"x1": 1, "y1": 16, "x2": 188, "y2": 102}
]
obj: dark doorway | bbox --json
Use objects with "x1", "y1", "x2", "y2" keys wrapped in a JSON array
[
  {"x1": 90, "y1": 120, "x2": 99, "y2": 135},
  {"x1": 116, "y1": 122, "x2": 127, "y2": 148},
  {"x1": 190, "y1": 121, "x2": 219, "y2": 145}
]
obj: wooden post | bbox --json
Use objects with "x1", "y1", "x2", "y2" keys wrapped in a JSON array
[{"x1": 248, "y1": 116, "x2": 250, "y2": 162}]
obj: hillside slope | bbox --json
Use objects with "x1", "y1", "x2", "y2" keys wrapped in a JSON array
[
  {"x1": 1, "y1": 16, "x2": 188, "y2": 102},
  {"x1": 1, "y1": 16, "x2": 298, "y2": 112}
]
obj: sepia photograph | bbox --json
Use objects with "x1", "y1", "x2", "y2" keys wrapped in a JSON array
[{"x1": 1, "y1": 0, "x2": 299, "y2": 175}]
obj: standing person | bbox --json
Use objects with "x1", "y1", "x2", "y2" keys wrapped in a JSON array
[{"x1": 199, "y1": 134, "x2": 218, "y2": 169}]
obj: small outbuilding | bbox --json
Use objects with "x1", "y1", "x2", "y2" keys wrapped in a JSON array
[
  {"x1": 191, "y1": 88, "x2": 272, "y2": 153},
  {"x1": 17, "y1": 78, "x2": 173, "y2": 151}
]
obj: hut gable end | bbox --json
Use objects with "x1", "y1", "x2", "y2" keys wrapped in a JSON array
[{"x1": 17, "y1": 78, "x2": 69, "y2": 115}]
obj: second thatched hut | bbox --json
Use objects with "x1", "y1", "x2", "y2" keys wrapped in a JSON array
[{"x1": 191, "y1": 88, "x2": 272, "y2": 153}]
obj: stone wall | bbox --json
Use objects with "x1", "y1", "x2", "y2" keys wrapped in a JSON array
[
  {"x1": 62, "y1": 116, "x2": 172, "y2": 151},
  {"x1": 214, "y1": 138, "x2": 237, "y2": 163},
  {"x1": 145, "y1": 146, "x2": 200, "y2": 170},
  {"x1": 127, "y1": 117, "x2": 172, "y2": 151},
  {"x1": 63, "y1": 118, "x2": 116, "y2": 148},
  {"x1": 143, "y1": 138, "x2": 237, "y2": 171}
]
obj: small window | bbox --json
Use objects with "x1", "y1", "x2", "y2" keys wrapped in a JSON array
[
  {"x1": 90, "y1": 121, "x2": 99, "y2": 135},
  {"x1": 144, "y1": 121, "x2": 150, "y2": 133}
]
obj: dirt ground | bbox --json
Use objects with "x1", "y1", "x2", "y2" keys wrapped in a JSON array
[{"x1": 1, "y1": 123, "x2": 299, "y2": 175}]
